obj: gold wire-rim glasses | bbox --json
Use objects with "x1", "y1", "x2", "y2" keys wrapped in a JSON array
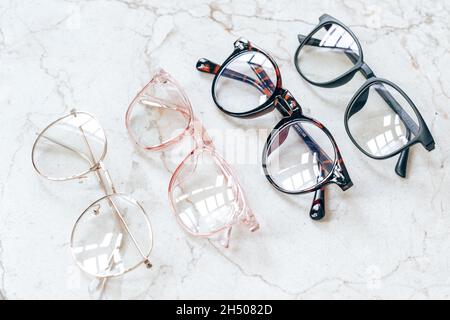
[{"x1": 32, "y1": 110, "x2": 154, "y2": 279}]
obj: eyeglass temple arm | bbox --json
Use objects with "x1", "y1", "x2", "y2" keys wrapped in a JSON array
[
  {"x1": 78, "y1": 127, "x2": 153, "y2": 268},
  {"x1": 43, "y1": 130, "x2": 118, "y2": 196},
  {"x1": 269, "y1": 116, "x2": 352, "y2": 220},
  {"x1": 41, "y1": 132, "x2": 152, "y2": 268},
  {"x1": 310, "y1": 185, "x2": 326, "y2": 220},
  {"x1": 348, "y1": 84, "x2": 415, "y2": 177},
  {"x1": 196, "y1": 58, "x2": 335, "y2": 171},
  {"x1": 196, "y1": 58, "x2": 270, "y2": 96},
  {"x1": 77, "y1": 126, "x2": 117, "y2": 194},
  {"x1": 93, "y1": 167, "x2": 153, "y2": 268},
  {"x1": 297, "y1": 34, "x2": 420, "y2": 134},
  {"x1": 197, "y1": 58, "x2": 338, "y2": 173},
  {"x1": 194, "y1": 115, "x2": 257, "y2": 230},
  {"x1": 273, "y1": 91, "x2": 351, "y2": 184},
  {"x1": 291, "y1": 119, "x2": 352, "y2": 219},
  {"x1": 297, "y1": 34, "x2": 434, "y2": 177},
  {"x1": 197, "y1": 57, "x2": 349, "y2": 219},
  {"x1": 39, "y1": 135, "x2": 124, "y2": 193},
  {"x1": 349, "y1": 61, "x2": 419, "y2": 178},
  {"x1": 213, "y1": 156, "x2": 260, "y2": 235},
  {"x1": 39, "y1": 135, "x2": 94, "y2": 168},
  {"x1": 271, "y1": 95, "x2": 351, "y2": 220},
  {"x1": 270, "y1": 91, "x2": 351, "y2": 220}
]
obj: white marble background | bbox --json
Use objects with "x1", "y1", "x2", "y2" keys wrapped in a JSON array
[{"x1": 0, "y1": 0, "x2": 449, "y2": 299}]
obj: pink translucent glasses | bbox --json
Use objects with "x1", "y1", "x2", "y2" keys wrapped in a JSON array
[{"x1": 125, "y1": 69, "x2": 259, "y2": 248}]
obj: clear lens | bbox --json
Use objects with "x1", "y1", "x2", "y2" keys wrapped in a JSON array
[
  {"x1": 347, "y1": 82, "x2": 420, "y2": 158},
  {"x1": 214, "y1": 51, "x2": 277, "y2": 113},
  {"x1": 170, "y1": 149, "x2": 240, "y2": 235},
  {"x1": 296, "y1": 23, "x2": 360, "y2": 83},
  {"x1": 32, "y1": 112, "x2": 106, "y2": 180},
  {"x1": 71, "y1": 194, "x2": 153, "y2": 278},
  {"x1": 265, "y1": 120, "x2": 336, "y2": 193},
  {"x1": 127, "y1": 77, "x2": 191, "y2": 148}
]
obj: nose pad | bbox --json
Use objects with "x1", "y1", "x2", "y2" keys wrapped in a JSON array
[
  {"x1": 348, "y1": 88, "x2": 370, "y2": 119},
  {"x1": 152, "y1": 68, "x2": 170, "y2": 83},
  {"x1": 92, "y1": 204, "x2": 101, "y2": 216},
  {"x1": 239, "y1": 206, "x2": 260, "y2": 232}
]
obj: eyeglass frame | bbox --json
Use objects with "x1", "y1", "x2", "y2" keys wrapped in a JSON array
[
  {"x1": 31, "y1": 110, "x2": 154, "y2": 279},
  {"x1": 125, "y1": 70, "x2": 259, "y2": 248},
  {"x1": 294, "y1": 14, "x2": 435, "y2": 178},
  {"x1": 196, "y1": 38, "x2": 353, "y2": 221}
]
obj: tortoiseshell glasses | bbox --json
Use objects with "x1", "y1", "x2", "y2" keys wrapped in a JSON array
[{"x1": 196, "y1": 38, "x2": 353, "y2": 220}]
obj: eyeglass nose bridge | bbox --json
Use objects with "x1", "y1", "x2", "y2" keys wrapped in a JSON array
[
  {"x1": 190, "y1": 119, "x2": 214, "y2": 148},
  {"x1": 274, "y1": 91, "x2": 302, "y2": 117},
  {"x1": 360, "y1": 62, "x2": 375, "y2": 79}
]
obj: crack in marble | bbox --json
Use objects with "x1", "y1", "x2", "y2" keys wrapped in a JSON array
[
  {"x1": 1, "y1": 0, "x2": 449, "y2": 299},
  {"x1": 13, "y1": 14, "x2": 75, "y2": 112},
  {"x1": 64, "y1": 0, "x2": 317, "y2": 25},
  {"x1": 294, "y1": 276, "x2": 365, "y2": 299},
  {"x1": 1, "y1": 112, "x2": 34, "y2": 203},
  {"x1": 38, "y1": 49, "x2": 74, "y2": 113},
  {"x1": 379, "y1": 231, "x2": 430, "y2": 282},
  {"x1": 179, "y1": 239, "x2": 204, "y2": 285},
  {"x1": 137, "y1": 264, "x2": 173, "y2": 299},
  {"x1": 209, "y1": 241, "x2": 300, "y2": 297}
]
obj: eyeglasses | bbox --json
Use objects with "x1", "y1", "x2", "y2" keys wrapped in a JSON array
[
  {"x1": 32, "y1": 110, "x2": 154, "y2": 280},
  {"x1": 196, "y1": 38, "x2": 353, "y2": 221},
  {"x1": 125, "y1": 69, "x2": 259, "y2": 248},
  {"x1": 294, "y1": 14, "x2": 435, "y2": 178}
]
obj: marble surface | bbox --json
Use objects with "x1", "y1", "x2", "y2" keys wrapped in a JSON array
[{"x1": 0, "y1": 0, "x2": 449, "y2": 300}]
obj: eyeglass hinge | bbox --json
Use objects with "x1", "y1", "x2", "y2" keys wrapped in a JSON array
[
  {"x1": 234, "y1": 38, "x2": 249, "y2": 50},
  {"x1": 144, "y1": 259, "x2": 153, "y2": 269},
  {"x1": 330, "y1": 162, "x2": 353, "y2": 191},
  {"x1": 91, "y1": 161, "x2": 104, "y2": 171}
]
